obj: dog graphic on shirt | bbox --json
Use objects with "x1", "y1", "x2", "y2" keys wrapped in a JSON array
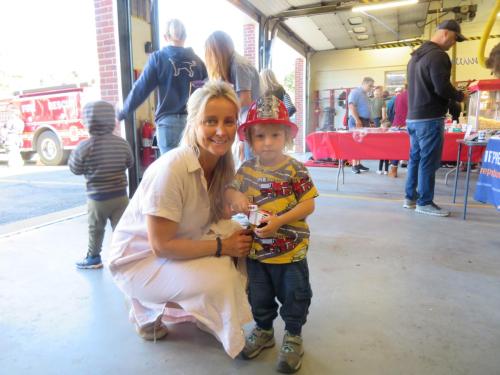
[{"x1": 169, "y1": 58, "x2": 197, "y2": 77}]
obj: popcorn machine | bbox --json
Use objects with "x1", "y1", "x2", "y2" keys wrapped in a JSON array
[{"x1": 467, "y1": 79, "x2": 500, "y2": 130}]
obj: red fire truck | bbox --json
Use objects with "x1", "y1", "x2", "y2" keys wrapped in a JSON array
[{"x1": 0, "y1": 84, "x2": 92, "y2": 165}]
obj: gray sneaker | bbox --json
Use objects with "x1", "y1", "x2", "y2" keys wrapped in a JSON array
[
  {"x1": 276, "y1": 332, "x2": 304, "y2": 373},
  {"x1": 403, "y1": 198, "x2": 417, "y2": 209},
  {"x1": 415, "y1": 203, "x2": 450, "y2": 217},
  {"x1": 240, "y1": 327, "x2": 275, "y2": 359}
]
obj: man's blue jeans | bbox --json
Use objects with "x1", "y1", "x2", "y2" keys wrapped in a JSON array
[
  {"x1": 405, "y1": 118, "x2": 444, "y2": 206},
  {"x1": 157, "y1": 114, "x2": 187, "y2": 155}
]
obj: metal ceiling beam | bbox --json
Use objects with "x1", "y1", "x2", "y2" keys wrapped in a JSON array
[
  {"x1": 272, "y1": 2, "x2": 353, "y2": 19},
  {"x1": 226, "y1": 0, "x2": 264, "y2": 21},
  {"x1": 359, "y1": 33, "x2": 500, "y2": 50},
  {"x1": 226, "y1": 0, "x2": 314, "y2": 57}
]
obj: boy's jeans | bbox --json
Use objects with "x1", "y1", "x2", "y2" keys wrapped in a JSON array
[
  {"x1": 157, "y1": 114, "x2": 187, "y2": 155},
  {"x1": 88, "y1": 195, "x2": 128, "y2": 257},
  {"x1": 405, "y1": 118, "x2": 444, "y2": 206},
  {"x1": 246, "y1": 258, "x2": 312, "y2": 336}
]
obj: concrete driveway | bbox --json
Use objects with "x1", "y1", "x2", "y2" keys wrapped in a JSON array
[{"x1": 0, "y1": 158, "x2": 86, "y2": 233}]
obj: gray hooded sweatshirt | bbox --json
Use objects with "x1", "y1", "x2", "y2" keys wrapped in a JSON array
[{"x1": 69, "y1": 101, "x2": 134, "y2": 200}]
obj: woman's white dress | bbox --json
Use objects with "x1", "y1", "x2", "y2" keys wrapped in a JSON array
[{"x1": 107, "y1": 147, "x2": 252, "y2": 358}]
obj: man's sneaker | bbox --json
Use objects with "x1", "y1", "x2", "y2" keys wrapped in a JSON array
[
  {"x1": 135, "y1": 317, "x2": 169, "y2": 341},
  {"x1": 403, "y1": 199, "x2": 416, "y2": 209},
  {"x1": 358, "y1": 164, "x2": 369, "y2": 172},
  {"x1": 415, "y1": 203, "x2": 450, "y2": 217},
  {"x1": 240, "y1": 327, "x2": 275, "y2": 359},
  {"x1": 276, "y1": 332, "x2": 304, "y2": 374},
  {"x1": 351, "y1": 166, "x2": 360, "y2": 174},
  {"x1": 76, "y1": 255, "x2": 103, "y2": 269}
]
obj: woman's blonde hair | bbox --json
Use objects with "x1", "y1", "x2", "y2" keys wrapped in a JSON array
[
  {"x1": 260, "y1": 69, "x2": 282, "y2": 94},
  {"x1": 180, "y1": 80, "x2": 240, "y2": 223},
  {"x1": 205, "y1": 31, "x2": 235, "y2": 82}
]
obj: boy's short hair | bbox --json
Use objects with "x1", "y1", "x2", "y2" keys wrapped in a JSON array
[{"x1": 362, "y1": 77, "x2": 375, "y2": 85}]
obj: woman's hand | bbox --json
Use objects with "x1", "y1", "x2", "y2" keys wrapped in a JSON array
[
  {"x1": 222, "y1": 229, "x2": 253, "y2": 257},
  {"x1": 254, "y1": 215, "x2": 283, "y2": 238}
]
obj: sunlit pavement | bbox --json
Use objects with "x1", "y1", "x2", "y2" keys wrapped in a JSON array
[{"x1": 0, "y1": 156, "x2": 86, "y2": 230}]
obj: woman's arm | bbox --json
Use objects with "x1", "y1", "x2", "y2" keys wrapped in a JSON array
[{"x1": 147, "y1": 215, "x2": 253, "y2": 259}]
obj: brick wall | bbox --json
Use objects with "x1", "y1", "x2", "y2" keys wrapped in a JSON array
[
  {"x1": 243, "y1": 24, "x2": 256, "y2": 65},
  {"x1": 94, "y1": 0, "x2": 119, "y2": 104},
  {"x1": 294, "y1": 58, "x2": 304, "y2": 152}
]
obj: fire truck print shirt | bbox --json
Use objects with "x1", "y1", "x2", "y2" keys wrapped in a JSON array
[{"x1": 234, "y1": 156, "x2": 318, "y2": 264}]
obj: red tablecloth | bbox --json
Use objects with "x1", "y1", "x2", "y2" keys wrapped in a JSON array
[{"x1": 306, "y1": 131, "x2": 484, "y2": 162}]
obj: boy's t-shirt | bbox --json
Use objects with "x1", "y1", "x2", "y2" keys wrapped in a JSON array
[{"x1": 233, "y1": 156, "x2": 318, "y2": 264}]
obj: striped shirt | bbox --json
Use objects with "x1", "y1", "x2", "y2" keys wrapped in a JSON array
[
  {"x1": 69, "y1": 101, "x2": 134, "y2": 200},
  {"x1": 233, "y1": 156, "x2": 318, "y2": 264}
]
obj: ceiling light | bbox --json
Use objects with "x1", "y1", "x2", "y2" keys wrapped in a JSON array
[
  {"x1": 353, "y1": 26, "x2": 367, "y2": 33},
  {"x1": 356, "y1": 35, "x2": 369, "y2": 40},
  {"x1": 352, "y1": 0, "x2": 418, "y2": 13},
  {"x1": 348, "y1": 16, "x2": 363, "y2": 25}
]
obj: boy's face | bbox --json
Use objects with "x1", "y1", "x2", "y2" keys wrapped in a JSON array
[{"x1": 250, "y1": 123, "x2": 287, "y2": 166}]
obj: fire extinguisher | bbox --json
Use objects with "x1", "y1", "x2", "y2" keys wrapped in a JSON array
[{"x1": 141, "y1": 121, "x2": 156, "y2": 168}]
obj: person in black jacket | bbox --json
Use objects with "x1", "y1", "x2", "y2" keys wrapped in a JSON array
[{"x1": 403, "y1": 20, "x2": 466, "y2": 217}]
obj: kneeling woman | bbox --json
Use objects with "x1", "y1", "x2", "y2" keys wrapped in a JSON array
[{"x1": 108, "y1": 80, "x2": 253, "y2": 358}]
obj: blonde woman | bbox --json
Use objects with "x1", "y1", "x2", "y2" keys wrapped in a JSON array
[
  {"x1": 108, "y1": 81, "x2": 253, "y2": 358},
  {"x1": 205, "y1": 30, "x2": 260, "y2": 162}
]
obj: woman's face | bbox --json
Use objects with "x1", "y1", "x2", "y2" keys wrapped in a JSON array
[{"x1": 196, "y1": 97, "x2": 238, "y2": 158}]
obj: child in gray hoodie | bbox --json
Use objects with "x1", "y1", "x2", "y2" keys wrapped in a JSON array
[{"x1": 69, "y1": 101, "x2": 134, "y2": 269}]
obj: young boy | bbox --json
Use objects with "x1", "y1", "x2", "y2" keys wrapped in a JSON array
[
  {"x1": 69, "y1": 101, "x2": 134, "y2": 269},
  {"x1": 226, "y1": 96, "x2": 318, "y2": 373}
]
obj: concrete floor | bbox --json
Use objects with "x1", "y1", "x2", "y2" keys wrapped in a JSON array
[{"x1": 1, "y1": 162, "x2": 499, "y2": 375}]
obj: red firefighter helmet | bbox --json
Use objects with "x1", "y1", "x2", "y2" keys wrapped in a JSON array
[{"x1": 238, "y1": 95, "x2": 298, "y2": 141}]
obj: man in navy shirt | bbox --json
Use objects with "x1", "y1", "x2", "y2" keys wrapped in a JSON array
[
  {"x1": 348, "y1": 77, "x2": 374, "y2": 173},
  {"x1": 118, "y1": 19, "x2": 207, "y2": 154}
]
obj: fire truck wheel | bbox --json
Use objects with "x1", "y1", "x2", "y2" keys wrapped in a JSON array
[
  {"x1": 21, "y1": 151, "x2": 35, "y2": 161},
  {"x1": 36, "y1": 131, "x2": 68, "y2": 166}
]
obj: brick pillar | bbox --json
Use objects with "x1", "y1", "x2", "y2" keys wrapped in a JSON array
[
  {"x1": 243, "y1": 24, "x2": 256, "y2": 65},
  {"x1": 94, "y1": 0, "x2": 119, "y2": 104},
  {"x1": 294, "y1": 58, "x2": 304, "y2": 152}
]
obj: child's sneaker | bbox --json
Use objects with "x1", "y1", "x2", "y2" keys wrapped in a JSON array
[
  {"x1": 75, "y1": 255, "x2": 103, "y2": 269},
  {"x1": 376, "y1": 170, "x2": 383, "y2": 175},
  {"x1": 240, "y1": 326, "x2": 275, "y2": 359},
  {"x1": 276, "y1": 332, "x2": 304, "y2": 373}
]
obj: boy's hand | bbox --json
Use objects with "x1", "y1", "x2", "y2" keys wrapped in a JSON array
[
  {"x1": 254, "y1": 215, "x2": 282, "y2": 238},
  {"x1": 228, "y1": 191, "x2": 250, "y2": 215}
]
